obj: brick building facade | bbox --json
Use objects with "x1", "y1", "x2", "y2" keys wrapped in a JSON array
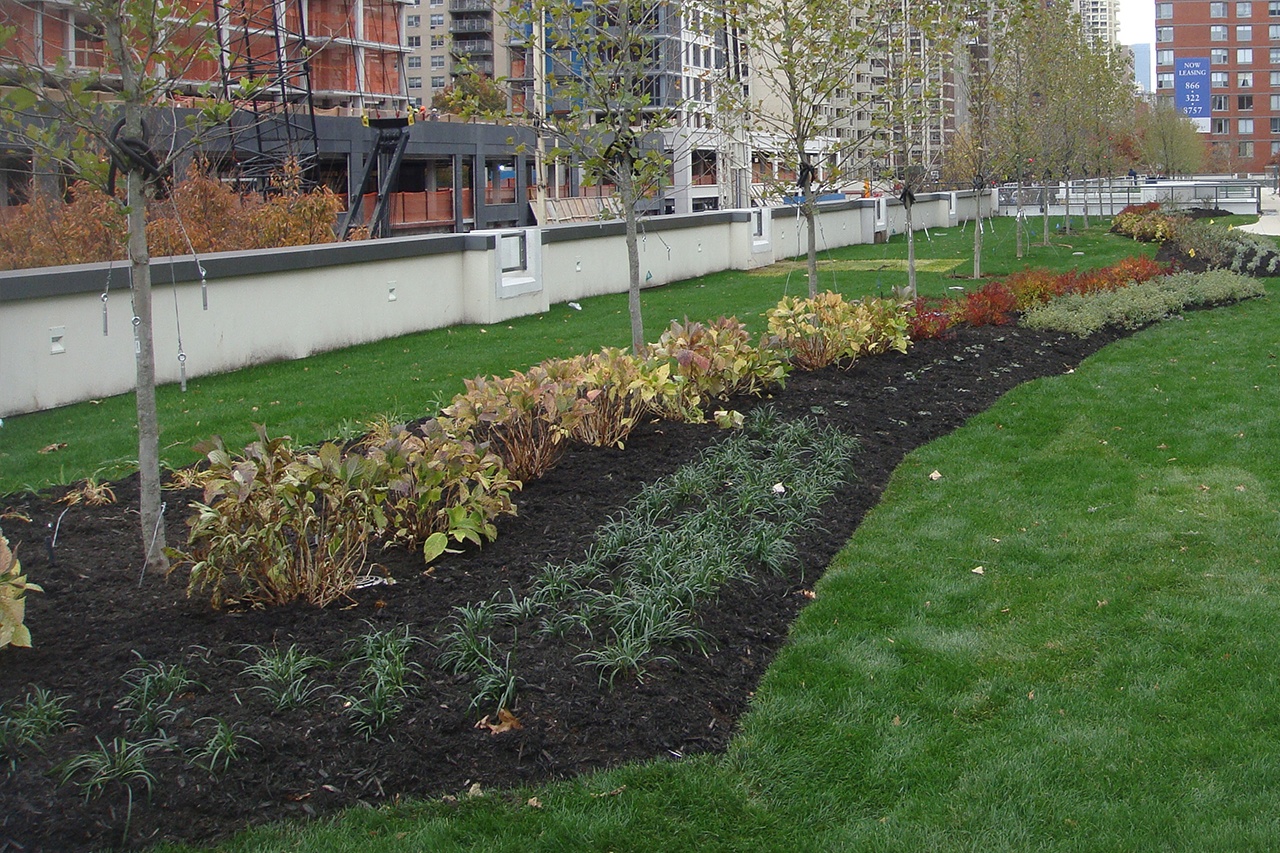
[{"x1": 1157, "y1": 0, "x2": 1280, "y2": 172}]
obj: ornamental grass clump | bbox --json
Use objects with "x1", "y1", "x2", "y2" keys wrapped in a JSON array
[
  {"x1": 0, "y1": 686, "x2": 71, "y2": 758},
  {"x1": 117, "y1": 655, "x2": 199, "y2": 736},
  {"x1": 339, "y1": 624, "x2": 424, "y2": 738},
  {"x1": 766, "y1": 294, "x2": 909, "y2": 370},
  {"x1": 241, "y1": 644, "x2": 331, "y2": 711}
]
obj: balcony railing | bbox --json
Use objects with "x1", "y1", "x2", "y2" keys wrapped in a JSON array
[
  {"x1": 450, "y1": 18, "x2": 493, "y2": 33},
  {"x1": 449, "y1": 0, "x2": 491, "y2": 11},
  {"x1": 451, "y1": 39, "x2": 493, "y2": 54}
]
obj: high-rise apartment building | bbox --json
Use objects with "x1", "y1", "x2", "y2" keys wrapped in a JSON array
[
  {"x1": 1157, "y1": 0, "x2": 1279, "y2": 172},
  {"x1": 1073, "y1": 0, "x2": 1121, "y2": 45}
]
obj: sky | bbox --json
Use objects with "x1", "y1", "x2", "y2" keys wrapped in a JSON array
[{"x1": 1118, "y1": 0, "x2": 1155, "y2": 45}]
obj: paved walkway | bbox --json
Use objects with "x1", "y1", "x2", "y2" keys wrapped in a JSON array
[{"x1": 1236, "y1": 188, "x2": 1280, "y2": 236}]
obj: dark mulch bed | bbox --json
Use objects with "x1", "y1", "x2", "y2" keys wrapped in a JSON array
[{"x1": 0, "y1": 322, "x2": 1129, "y2": 852}]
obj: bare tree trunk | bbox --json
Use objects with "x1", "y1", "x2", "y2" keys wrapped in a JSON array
[
  {"x1": 126, "y1": 156, "x2": 168, "y2": 574},
  {"x1": 973, "y1": 203, "x2": 983, "y2": 279},
  {"x1": 1081, "y1": 175, "x2": 1091, "y2": 228},
  {"x1": 1041, "y1": 182, "x2": 1051, "y2": 247},
  {"x1": 1016, "y1": 177, "x2": 1025, "y2": 259},
  {"x1": 804, "y1": 199, "x2": 818, "y2": 298},
  {"x1": 1063, "y1": 172, "x2": 1072, "y2": 235},
  {"x1": 621, "y1": 167, "x2": 644, "y2": 354},
  {"x1": 895, "y1": 199, "x2": 917, "y2": 300}
]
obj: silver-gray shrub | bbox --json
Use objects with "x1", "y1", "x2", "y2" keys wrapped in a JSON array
[{"x1": 1021, "y1": 271, "x2": 1265, "y2": 337}]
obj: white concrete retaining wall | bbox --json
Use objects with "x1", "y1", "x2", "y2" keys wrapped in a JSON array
[{"x1": 0, "y1": 191, "x2": 987, "y2": 417}]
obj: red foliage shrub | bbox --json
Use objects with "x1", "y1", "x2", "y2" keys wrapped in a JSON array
[
  {"x1": 1116, "y1": 202, "x2": 1160, "y2": 217},
  {"x1": 956, "y1": 282, "x2": 1018, "y2": 327},
  {"x1": 907, "y1": 298, "x2": 954, "y2": 340},
  {"x1": 1002, "y1": 267, "x2": 1069, "y2": 309}
]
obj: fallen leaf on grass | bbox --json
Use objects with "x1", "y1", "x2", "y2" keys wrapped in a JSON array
[
  {"x1": 971, "y1": 566, "x2": 985, "y2": 575},
  {"x1": 527, "y1": 797, "x2": 543, "y2": 809},
  {"x1": 37, "y1": 442, "x2": 68, "y2": 454},
  {"x1": 590, "y1": 785, "x2": 627, "y2": 799},
  {"x1": 929, "y1": 470, "x2": 943, "y2": 481}
]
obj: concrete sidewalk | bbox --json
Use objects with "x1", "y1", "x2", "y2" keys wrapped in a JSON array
[{"x1": 1236, "y1": 188, "x2": 1280, "y2": 236}]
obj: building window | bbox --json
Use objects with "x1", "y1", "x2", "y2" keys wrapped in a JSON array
[
  {"x1": 1273, "y1": 118, "x2": 1280, "y2": 131},
  {"x1": 1273, "y1": 70, "x2": 1280, "y2": 83},
  {"x1": 1156, "y1": 2, "x2": 1173, "y2": 17},
  {"x1": 1157, "y1": 72, "x2": 1175, "y2": 90},
  {"x1": 1241, "y1": 71, "x2": 1255, "y2": 86},
  {"x1": 1210, "y1": 25, "x2": 1228, "y2": 40},
  {"x1": 1212, "y1": 71, "x2": 1230, "y2": 86},
  {"x1": 1272, "y1": 0, "x2": 1280, "y2": 13},
  {"x1": 430, "y1": 14, "x2": 444, "y2": 26},
  {"x1": 1213, "y1": 47, "x2": 1229, "y2": 62},
  {"x1": 1239, "y1": 25, "x2": 1254, "y2": 39},
  {"x1": 1239, "y1": 1, "x2": 1253, "y2": 15},
  {"x1": 1213, "y1": 118, "x2": 1230, "y2": 133},
  {"x1": 431, "y1": 55, "x2": 445, "y2": 68},
  {"x1": 1240, "y1": 48, "x2": 1255, "y2": 61},
  {"x1": 1157, "y1": 49, "x2": 1174, "y2": 65},
  {"x1": 431, "y1": 35, "x2": 445, "y2": 47},
  {"x1": 431, "y1": 75, "x2": 446, "y2": 87},
  {"x1": 1213, "y1": 94, "x2": 1230, "y2": 109},
  {"x1": 407, "y1": 56, "x2": 421, "y2": 68},
  {"x1": 406, "y1": 14, "x2": 420, "y2": 27},
  {"x1": 408, "y1": 76, "x2": 422, "y2": 89},
  {"x1": 1272, "y1": 94, "x2": 1280, "y2": 107},
  {"x1": 407, "y1": 35, "x2": 421, "y2": 47},
  {"x1": 1239, "y1": 140, "x2": 1255, "y2": 156},
  {"x1": 1240, "y1": 93, "x2": 1255, "y2": 108},
  {"x1": 1240, "y1": 118, "x2": 1255, "y2": 133},
  {"x1": 1211, "y1": 1, "x2": 1228, "y2": 15},
  {"x1": 1272, "y1": 24, "x2": 1280, "y2": 37},
  {"x1": 1272, "y1": 141, "x2": 1280, "y2": 154},
  {"x1": 431, "y1": 0, "x2": 443, "y2": 5}
]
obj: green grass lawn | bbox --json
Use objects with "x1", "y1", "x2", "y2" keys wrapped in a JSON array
[
  {"x1": 0, "y1": 215, "x2": 1161, "y2": 495},
  {"x1": 147, "y1": 246, "x2": 1279, "y2": 850}
]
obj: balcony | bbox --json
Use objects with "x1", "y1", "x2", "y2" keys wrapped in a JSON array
[
  {"x1": 450, "y1": 18, "x2": 493, "y2": 33},
  {"x1": 454, "y1": 59, "x2": 494, "y2": 74},
  {"x1": 451, "y1": 38, "x2": 494, "y2": 55},
  {"x1": 449, "y1": 0, "x2": 491, "y2": 11}
]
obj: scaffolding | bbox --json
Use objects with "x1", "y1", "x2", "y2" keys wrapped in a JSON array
[{"x1": 216, "y1": 0, "x2": 321, "y2": 191}]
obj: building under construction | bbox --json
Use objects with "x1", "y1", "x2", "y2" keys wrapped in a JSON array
[{"x1": 0, "y1": 0, "x2": 537, "y2": 233}]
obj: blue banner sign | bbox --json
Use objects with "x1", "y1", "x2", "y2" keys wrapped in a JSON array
[{"x1": 1176, "y1": 57, "x2": 1211, "y2": 132}]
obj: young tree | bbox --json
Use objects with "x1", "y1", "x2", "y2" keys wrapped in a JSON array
[
  {"x1": 863, "y1": 0, "x2": 963, "y2": 299},
  {"x1": 0, "y1": 0, "x2": 245, "y2": 574},
  {"x1": 508, "y1": 0, "x2": 688, "y2": 353},
  {"x1": 1139, "y1": 101, "x2": 1208, "y2": 177},
  {"x1": 717, "y1": 0, "x2": 867, "y2": 298},
  {"x1": 946, "y1": 0, "x2": 1032, "y2": 279}
]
